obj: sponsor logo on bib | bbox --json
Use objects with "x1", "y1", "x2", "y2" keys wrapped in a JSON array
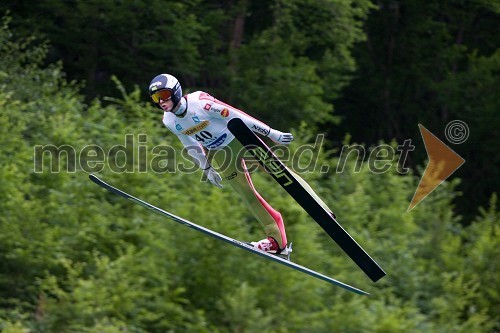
[{"x1": 182, "y1": 120, "x2": 210, "y2": 135}]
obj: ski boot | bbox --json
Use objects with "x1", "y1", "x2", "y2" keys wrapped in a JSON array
[{"x1": 250, "y1": 237, "x2": 293, "y2": 261}]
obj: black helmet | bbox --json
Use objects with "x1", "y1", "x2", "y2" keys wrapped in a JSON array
[{"x1": 148, "y1": 74, "x2": 183, "y2": 109}]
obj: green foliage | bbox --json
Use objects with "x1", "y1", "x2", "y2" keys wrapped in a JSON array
[
  {"x1": 231, "y1": 33, "x2": 335, "y2": 127},
  {"x1": 3, "y1": 0, "x2": 206, "y2": 97},
  {"x1": 0, "y1": 9, "x2": 498, "y2": 333},
  {"x1": 2, "y1": 0, "x2": 372, "y2": 130},
  {"x1": 228, "y1": 0, "x2": 374, "y2": 128},
  {"x1": 37, "y1": 248, "x2": 209, "y2": 332},
  {"x1": 461, "y1": 195, "x2": 499, "y2": 332}
]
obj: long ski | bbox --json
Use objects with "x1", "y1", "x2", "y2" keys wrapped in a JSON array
[
  {"x1": 89, "y1": 174, "x2": 369, "y2": 295},
  {"x1": 228, "y1": 118, "x2": 386, "y2": 282}
]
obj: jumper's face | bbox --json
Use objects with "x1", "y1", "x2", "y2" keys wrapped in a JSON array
[{"x1": 159, "y1": 98, "x2": 174, "y2": 112}]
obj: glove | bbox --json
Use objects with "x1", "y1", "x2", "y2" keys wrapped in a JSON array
[
  {"x1": 267, "y1": 128, "x2": 294, "y2": 144},
  {"x1": 203, "y1": 167, "x2": 223, "y2": 188}
]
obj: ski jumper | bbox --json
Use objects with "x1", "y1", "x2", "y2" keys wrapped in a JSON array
[{"x1": 163, "y1": 91, "x2": 288, "y2": 247}]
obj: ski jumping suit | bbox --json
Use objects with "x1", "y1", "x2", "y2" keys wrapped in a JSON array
[{"x1": 163, "y1": 91, "x2": 329, "y2": 249}]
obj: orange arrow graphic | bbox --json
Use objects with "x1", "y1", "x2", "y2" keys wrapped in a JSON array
[{"x1": 408, "y1": 124, "x2": 465, "y2": 211}]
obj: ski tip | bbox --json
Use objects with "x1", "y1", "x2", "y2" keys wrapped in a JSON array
[{"x1": 89, "y1": 174, "x2": 104, "y2": 186}]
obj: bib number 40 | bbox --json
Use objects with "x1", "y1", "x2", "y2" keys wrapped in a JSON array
[{"x1": 195, "y1": 131, "x2": 213, "y2": 142}]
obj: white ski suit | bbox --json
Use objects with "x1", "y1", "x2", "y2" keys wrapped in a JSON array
[{"x1": 162, "y1": 91, "x2": 289, "y2": 247}]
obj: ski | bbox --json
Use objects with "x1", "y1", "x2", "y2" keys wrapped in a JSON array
[
  {"x1": 89, "y1": 174, "x2": 369, "y2": 295},
  {"x1": 228, "y1": 118, "x2": 386, "y2": 282}
]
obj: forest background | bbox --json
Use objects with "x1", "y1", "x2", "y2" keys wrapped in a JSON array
[{"x1": 0, "y1": 0, "x2": 498, "y2": 332}]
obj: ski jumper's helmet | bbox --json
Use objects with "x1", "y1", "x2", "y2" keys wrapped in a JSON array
[{"x1": 149, "y1": 74, "x2": 183, "y2": 109}]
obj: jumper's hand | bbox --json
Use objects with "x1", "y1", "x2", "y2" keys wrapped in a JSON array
[
  {"x1": 203, "y1": 167, "x2": 223, "y2": 188},
  {"x1": 267, "y1": 129, "x2": 294, "y2": 144}
]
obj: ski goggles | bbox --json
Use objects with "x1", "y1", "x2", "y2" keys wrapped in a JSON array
[{"x1": 151, "y1": 89, "x2": 172, "y2": 103}]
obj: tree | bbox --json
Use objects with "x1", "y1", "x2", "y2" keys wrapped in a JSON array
[
  {"x1": 1, "y1": 0, "x2": 205, "y2": 98},
  {"x1": 331, "y1": 0, "x2": 500, "y2": 217}
]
